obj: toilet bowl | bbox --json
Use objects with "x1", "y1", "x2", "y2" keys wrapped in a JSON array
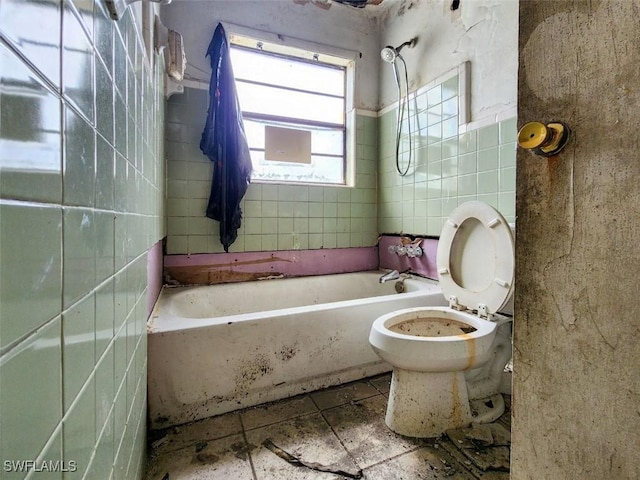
[{"x1": 369, "y1": 201, "x2": 515, "y2": 438}]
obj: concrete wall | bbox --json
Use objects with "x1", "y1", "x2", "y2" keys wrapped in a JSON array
[{"x1": 513, "y1": 1, "x2": 640, "y2": 478}]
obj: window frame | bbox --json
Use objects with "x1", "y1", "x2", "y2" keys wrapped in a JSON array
[{"x1": 225, "y1": 24, "x2": 357, "y2": 187}]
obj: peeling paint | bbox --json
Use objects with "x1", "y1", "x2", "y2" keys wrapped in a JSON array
[
  {"x1": 447, "y1": 0, "x2": 462, "y2": 21},
  {"x1": 163, "y1": 0, "x2": 380, "y2": 110},
  {"x1": 292, "y1": 0, "x2": 332, "y2": 10},
  {"x1": 378, "y1": 0, "x2": 517, "y2": 117},
  {"x1": 163, "y1": 247, "x2": 378, "y2": 285},
  {"x1": 164, "y1": 266, "x2": 286, "y2": 286}
]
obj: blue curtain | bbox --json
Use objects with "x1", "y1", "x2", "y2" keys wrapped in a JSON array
[{"x1": 200, "y1": 23, "x2": 253, "y2": 252}]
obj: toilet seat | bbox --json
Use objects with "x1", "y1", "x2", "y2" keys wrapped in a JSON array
[{"x1": 436, "y1": 201, "x2": 514, "y2": 316}]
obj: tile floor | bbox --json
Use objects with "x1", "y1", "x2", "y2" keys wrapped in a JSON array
[{"x1": 144, "y1": 373, "x2": 510, "y2": 480}]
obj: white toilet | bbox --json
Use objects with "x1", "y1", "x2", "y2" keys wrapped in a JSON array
[{"x1": 369, "y1": 201, "x2": 515, "y2": 438}]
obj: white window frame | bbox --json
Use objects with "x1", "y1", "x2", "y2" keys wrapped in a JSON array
[{"x1": 224, "y1": 23, "x2": 357, "y2": 187}]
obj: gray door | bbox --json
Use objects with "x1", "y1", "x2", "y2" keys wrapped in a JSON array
[{"x1": 513, "y1": 1, "x2": 640, "y2": 478}]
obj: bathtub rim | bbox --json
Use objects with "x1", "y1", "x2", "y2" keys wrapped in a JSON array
[{"x1": 148, "y1": 272, "x2": 441, "y2": 334}]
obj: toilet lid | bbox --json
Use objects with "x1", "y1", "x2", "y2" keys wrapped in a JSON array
[{"x1": 437, "y1": 201, "x2": 514, "y2": 315}]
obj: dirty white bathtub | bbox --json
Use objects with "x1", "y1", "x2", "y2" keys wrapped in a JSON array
[{"x1": 147, "y1": 270, "x2": 446, "y2": 429}]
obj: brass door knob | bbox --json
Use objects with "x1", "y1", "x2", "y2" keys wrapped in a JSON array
[{"x1": 517, "y1": 121, "x2": 570, "y2": 157}]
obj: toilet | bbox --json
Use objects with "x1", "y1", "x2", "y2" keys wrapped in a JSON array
[{"x1": 369, "y1": 201, "x2": 515, "y2": 438}]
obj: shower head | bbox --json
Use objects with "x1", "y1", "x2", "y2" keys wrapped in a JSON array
[
  {"x1": 380, "y1": 46, "x2": 397, "y2": 63},
  {"x1": 380, "y1": 37, "x2": 418, "y2": 63}
]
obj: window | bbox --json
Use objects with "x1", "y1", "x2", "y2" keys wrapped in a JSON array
[{"x1": 229, "y1": 33, "x2": 353, "y2": 185}]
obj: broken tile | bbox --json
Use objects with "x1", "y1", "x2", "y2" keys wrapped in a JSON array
[
  {"x1": 446, "y1": 423, "x2": 510, "y2": 450},
  {"x1": 461, "y1": 446, "x2": 510, "y2": 472},
  {"x1": 145, "y1": 375, "x2": 512, "y2": 480},
  {"x1": 444, "y1": 417, "x2": 511, "y2": 473},
  {"x1": 241, "y1": 395, "x2": 318, "y2": 430},
  {"x1": 446, "y1": 428, "x2": 475, "y2": 449},
  {"x1": 438, "y1": 439, "x2": 491, "y2": 478},
  {"x1": 464, "y1": 424, "x2": 494, "y2": 445},
  {"x1": 310, "y1": 381, "x2": 380, "y2": 410},
  {"x1": 477, "y1": 472, "x2": 510, "y2": 480},
  {"x1": 363, "y1": 445, "x2": 476, "y2": 479},
  {"x1": 246, "y1": 412, "x2": 358, "y2": 480},
  {"x1": 487, "y1": 423, "x2": 511, "y2": 446},
  {"x1": 144, "y1": 433, "x2": 254, "y2": 480},
  {"x1": 322, "y1": 395, "x2": 424, "y2": 469},
  {"x1": 498, "y1": 415, "x2": 511, "y2": 432}
]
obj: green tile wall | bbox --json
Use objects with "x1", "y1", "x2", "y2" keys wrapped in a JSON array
[
  {"x1": 165, "y1": 87, "x2": 378, "y2": 254},
  {"x1": 0, "y1": 1, "x2": 165, "y2": 479},
  {"x1": 378, "y1": 74, "x2": 516, "y2": 236}
]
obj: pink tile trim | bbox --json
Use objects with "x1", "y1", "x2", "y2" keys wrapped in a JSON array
[
  {"x1": 147, "y1": 240, "x2": 164, "y2": 317},
  {"x1": 164, "y1": 246, "x2": 379, "y2": 279}
]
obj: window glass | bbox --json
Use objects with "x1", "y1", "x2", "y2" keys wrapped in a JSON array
[
  {"x1": 249, "y1": 151, "x2": 344, "y2": 184},
  {"x1": 229, "y1": 41, "x2": 347, "y2": 185},
  {"x1": 231, "y1": 48, "x2": 344, "y2": 97},
  {"x1": 235, "y1": 81, "x2": 344, "y2": 125}
]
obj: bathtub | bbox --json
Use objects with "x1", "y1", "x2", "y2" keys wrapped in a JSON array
[{"x1": 147, "y1": 270, "x2": 446, "y2": 429}]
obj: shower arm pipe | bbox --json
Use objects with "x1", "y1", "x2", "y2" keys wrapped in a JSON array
[
  {"x1": 395, "y1": 39, "x2": 416, "y2": 52},
  {"x1": 381, "y1": 37, "x2": 418, "y2": 62}
]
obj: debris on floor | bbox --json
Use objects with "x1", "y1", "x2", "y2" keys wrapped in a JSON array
[
  {"x1": 438, "y1": 457, "x2": 459, "y2": 477},
  {"x1": 464, "y1": 424, "x2": 494, "y2": 446},
  {"x1": 195, "y1": 440, "x2": 208, "y2": 452},
  {"x1": 262, "y1": 439, "x2": 364, "y2": 478},
  {"x1": 144, "y1": 375, "x2": 512, "y2": 480},
  {"x1": 445, "y1": 423, "x2": 511, "y2": 472}
]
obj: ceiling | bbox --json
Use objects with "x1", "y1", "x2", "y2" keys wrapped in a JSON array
[
  {"x1": 292, "y1": 0, "x2": 384, "y2": 9},
  {"x1": 333, "y1": 0, "x2": 384, "y2": 6}
]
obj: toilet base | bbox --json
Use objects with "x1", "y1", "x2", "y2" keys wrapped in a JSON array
[{"x1": 385, "y1": 368, "x2": 473, "y2": 438}]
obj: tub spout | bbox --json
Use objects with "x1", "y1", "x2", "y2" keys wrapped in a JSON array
[{"x1": 379, "y1": 270, "x2": 400, "y2": 283}]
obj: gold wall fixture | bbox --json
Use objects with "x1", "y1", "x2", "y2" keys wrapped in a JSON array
[{"x1": 517, "y1": 121, "x2": 570, "y2": 157}]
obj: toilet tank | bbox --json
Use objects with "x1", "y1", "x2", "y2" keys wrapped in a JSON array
[
  {"x1": 500, "y1": 294, "x2": 514, "y2": 316},
  {"x1": 499, "y1": 222, "x2": 516, "y2": 316}
]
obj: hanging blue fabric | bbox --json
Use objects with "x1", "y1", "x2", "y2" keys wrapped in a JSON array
[{"x1": 200, "y1": 23, "x2": 253, "y2": 252}]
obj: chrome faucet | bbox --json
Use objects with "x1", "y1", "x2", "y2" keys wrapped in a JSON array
[{"x1": 379, "y1": 270, "x2": 400, "y2": 283}]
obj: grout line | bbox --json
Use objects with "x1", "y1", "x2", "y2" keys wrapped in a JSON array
[
  {"x1": 359, "y1": 443, "x2": 428, "y2": 472},
  {"x1": 236, "y1": 391, "x2": 320, "y2": 430},
  {"x1": 239, "y1": 411, "x2": 260, "y2": 480},
  {"x1": 241, "y1": 408, "x2": 320, "y2": 434},
  {"x1": 366, "y1": 374, "x2": 392, "y2": 395},
  {"x1": 308, "y1": 392, "x2": 322, "y2": 411},
  {"x1": 318, "y1": 408, "x2": 361, "y2": 471},
  {"x1": 0, "y1": 312, "x2": 62, "y2": 359}
]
